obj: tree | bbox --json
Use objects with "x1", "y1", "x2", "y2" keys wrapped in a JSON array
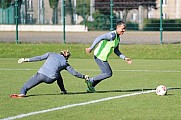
[
  {"x1": 49, "y1": 0, "x2": 59, "y2": 24},
  {"x1": 76, "y1": 0, "x2": 90, "y2": 25},
  {"x1": 76, "y1": 0, "x2": 90, "y2": 17},
  {"x1": 0, "y1": 0, "x2": 12, "y2": 9},
  {"x1": 65, "y1": 0, "x2": 90, "y2": 25},
  {"x1": 66, "y1": 0, "x2": 74, "y2": 24}
]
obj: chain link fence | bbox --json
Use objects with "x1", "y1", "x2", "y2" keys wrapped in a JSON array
[
  {"x1": 0, "y1": 0, "x2": 181, "y2": 43},
  {"x1": 0, "y1": 0, "x2": 181, "y2": 30}
]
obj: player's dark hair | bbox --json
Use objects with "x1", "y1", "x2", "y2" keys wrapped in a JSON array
[{"x1": 116, "y1": 20, "x2": 126, "y2": 27}]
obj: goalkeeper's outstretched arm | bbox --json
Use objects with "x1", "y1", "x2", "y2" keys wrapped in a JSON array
[{"x1": 17, "y1": 52, "x2": 50, "y2": 64}]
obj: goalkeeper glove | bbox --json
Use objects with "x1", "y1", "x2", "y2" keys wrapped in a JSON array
[
  {"x1": 18, "y1": 58, "x2": 29, "y2": 64},
  {"x1": 84, "y1": 75, "x2": 89, "y2": 81}
]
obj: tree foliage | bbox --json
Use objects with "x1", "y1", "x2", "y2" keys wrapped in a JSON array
[
  {"x1": 65, "y1": 0, "x2": 90, "y2": 24},
  {"x1": 66, "y1": 0, "x2": 74, "y2": 24},
  {"x1": 76, "y1": 0, "x2": 90, "y2": 16},
  {"x1": 49, "y1": 0, "x2": 59, "y2": 9},
  {"x1": 0, "y1": 0, "x2": 12, "y2": 9},
  {"x1": 49, "y1": 0, "x2": 59, "y2": 24}
]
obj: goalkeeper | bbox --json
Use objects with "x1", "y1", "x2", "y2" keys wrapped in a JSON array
[{"x1": 10, "y1": 50, "x2": 89, "y2": 98}]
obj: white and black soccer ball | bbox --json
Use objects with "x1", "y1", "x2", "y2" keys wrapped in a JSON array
[{"x1": 156, "y1": 85, "x2": 167, "y2": 96}]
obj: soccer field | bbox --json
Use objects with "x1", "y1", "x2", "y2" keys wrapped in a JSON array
[{"x1": 0, "y1": 58, "x2": 181, "y2": 120}]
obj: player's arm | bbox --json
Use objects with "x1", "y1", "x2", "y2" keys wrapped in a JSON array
[
  {"x1": 114, "y1": 46, "x2": 132, "y2": 64},
  {"x1": 85, "y1": 32, "x2": 113, "y2": 53},
  {"x1": 18, "y1": 52, "x2": 50, "y2": 64},
  {"x1": 65, "y1": 64, "x2": 88, "y2": 80},
  {"x1": 114, "y1": 46, "x2": 125, "y2": 60}
]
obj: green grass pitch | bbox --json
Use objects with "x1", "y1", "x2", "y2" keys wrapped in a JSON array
[{"x1": 0, "y1": 58, "x2": 181, "y2": 120}]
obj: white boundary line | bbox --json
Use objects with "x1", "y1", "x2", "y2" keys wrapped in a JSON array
[
  {"x1": 1, "y1": 90, "x2": 155, "y2": 120},
  {"x1": 0, "y1": 68, "x2": 180, "y2": 73}
]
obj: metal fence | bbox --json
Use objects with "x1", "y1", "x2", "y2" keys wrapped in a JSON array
[
  {"x1": 0, "y1": 0, "x2": 181, "y2": 30},
  {"x1": 0, "y1": 0, "x2": 181, "y2": 43}
]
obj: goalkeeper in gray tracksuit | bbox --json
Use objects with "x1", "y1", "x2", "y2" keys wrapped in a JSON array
[{"x1": 10, "y1": 50, "x2": 89, "y2": 98}]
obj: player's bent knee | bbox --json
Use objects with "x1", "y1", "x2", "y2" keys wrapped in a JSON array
[{"x1": 106, "y1": 72, "x2": 112, "y2": 78}]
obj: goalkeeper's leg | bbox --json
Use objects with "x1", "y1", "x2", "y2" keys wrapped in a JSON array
[
  {"x1": 20, "y1": 73, "x2": 43, "y2": 95},
  {"x1": 57, "y1": 74, "x2": 67, "y2": 94}
]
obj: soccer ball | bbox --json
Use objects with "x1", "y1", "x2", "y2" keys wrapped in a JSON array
[{"x1": 156, "y1": 85, "x2": 167, "y2": 96}]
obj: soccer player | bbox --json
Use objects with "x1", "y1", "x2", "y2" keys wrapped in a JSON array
[
  {"x1": 10, "y1": 50, "x2": 89, "y2": 98},
  {"x1": 85, "y1": 20, "x2": 132, "y2": 93}
]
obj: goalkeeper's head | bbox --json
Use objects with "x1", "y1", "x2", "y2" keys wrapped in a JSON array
[{"x1": 60, "y1": 50, "x2": 71, "y2": 60}]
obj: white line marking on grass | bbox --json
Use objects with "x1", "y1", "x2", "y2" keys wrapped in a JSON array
[
  {"x1": 80, "y1": 69, "x2": 181, "y2": 73},
  {"x1": 0, "y1": 68, "x2": 180, "y2": 73},
  {"x1": 1, "y1": 90, "x2": 155, "y2": 120},
  {"x1": 0, "y1": 68, "x2": 37, "y2": 71}
]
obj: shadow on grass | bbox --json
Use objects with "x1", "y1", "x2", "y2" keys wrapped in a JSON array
[{"x1": 26, "y1": 87, "x2": 181, "y2": 97}]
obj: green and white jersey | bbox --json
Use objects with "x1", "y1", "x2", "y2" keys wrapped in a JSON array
[{"x1": 94, "y1": 30, "x2": 120, "y2": 61}]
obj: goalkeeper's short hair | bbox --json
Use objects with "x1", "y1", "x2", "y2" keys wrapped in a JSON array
[{"x1": 60, "y1": 50, "x2": 71, "y2": 60}]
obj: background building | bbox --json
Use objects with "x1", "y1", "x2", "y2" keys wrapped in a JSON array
[
  {"x1": 149, "y1": 0, "x2": 181, "y2": 19},
  {"x1": 0, "y1": 0, "x2": 180, "y2": 31}
]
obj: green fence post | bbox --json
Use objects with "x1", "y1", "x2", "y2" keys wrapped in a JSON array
[
  {"x1": 160, "y1": 0, "x2": 163, "y2": 44},
  {"x1": 110, "y1": 0, "x2": 113, "y2": 31},
  {"x1": 15, "y1": 0, "x2": 19, "y2": 44},
  {"x1": 2, "y1": 9, "x2": 4, "y2": 24},
  {"x1": 83, "y1": 0, "x2": 86, "y2": 28},
  {"x1": 62, "y1": 0, "x2": 66, "y2": 43}
]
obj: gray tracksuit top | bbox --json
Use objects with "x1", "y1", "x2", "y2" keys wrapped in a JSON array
[{"x1": 28, "y1": 52, "x2": 84, "y2": 79}]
